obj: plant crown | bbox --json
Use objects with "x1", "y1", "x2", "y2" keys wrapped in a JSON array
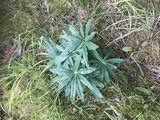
[{"x1": 40, "y1": 20, "x2": 126, "y2": 103}]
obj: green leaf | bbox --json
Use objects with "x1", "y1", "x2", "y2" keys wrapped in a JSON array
[
  {"x1": 80, "y1": 22, "x2": 84, "y2": 37},
  {"x1": 69, "y1": 25, "x2": 81, "y2": 38},
  {"x1": 56, "y1": 45, "x2": 64, "y2": 52},
  {"x1": 82, "y1": 47, "x2": 89, "y2": 68},
  {"x1": 54, "y1": 54, "x2": 69, "y2": 65},
  {"x1": 65, "y1": 82, "x2": 71, "y2": 97},
  {"x1": 90, "y1": 79, "x2": 104, "y2": 88},
  {"x1": 50, "y1": 67, "x2": 72, "y2": 76},
  {"x1": 77, "y1": 78, "x2": 84, "y2": 101},
  {"x1": 106, "y1": 58, "x2": 126, "y2": 63},
  {"x1": 46, "y1": 59, "x2": 55, "y2": 68},
  {"x1": 99, "y1": 65, "x2": 105, "y2": 81},
  {"x1": 85, "y1": 20, "x2": 91, "y2": 37},
  {"x1": 62, "y1": 40, "x2": 81, "y2": 54},
  {"x1": 51, "y1": 76, "x2": 62, "y2": 82},
  {"x1": 79, "y1": 75, "x2": 94, "y2": 91},
  {"x1": 135, "y1": 39, "x2": 139, "y2": 46},
  {"x1": 70, "y1": 78, "x2": 77, "y2": 103},
  {"x1": 91, "y1": 84, "x2": 103, "y2": 99},
  {"x1": 103, "y1": 67, "x2": 110, "y2": 83},
  {"x1": 75, "y1": 55, "x2": 82, "y2": 71},
  {"x1": 91, "y1": 51, "x2": 106, "y2": 65},
  {"x1": 106, "y1": 65, "x2": 116, "y2": 79},
  {"x1": 48, "y1": 38, "x2": 57, "y2": 48},
  {"x1": 122, "y1": 46, "x2": 132, "y2": 52},
  {"x1": 78, "y1": 67, "x2": 96, "y2": 75},
  {"x1": 86, "y1": 41, "x2": 99, "y2": 50},
  {"x1": 104, "y1": 49, "x2": 114, "y2": 60},
  {"x1": 106, "y1": 62, "x2": 117, "y2": 69},
  {"x1": 56, "y1": 78, "x2": 70, "y2": 92},
  {"x1": 135, "y1": 87, "x2": 152, "y2": 95},
  {"x1": 60, "y1": 35, "x2": 81, "y2": 43},
  {"x1": 43, "y1": 38, "x2": 57, "y2": 53},
  {"x1": 85, "y1": 32, "x2": 96, "y2": 41}
]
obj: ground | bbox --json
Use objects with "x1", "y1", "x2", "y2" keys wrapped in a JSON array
[{"x1": 0, "y1": 0, "x2": 160, "y2": 120}]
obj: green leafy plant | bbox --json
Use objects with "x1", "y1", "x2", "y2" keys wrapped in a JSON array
[{"x1": 40, "y1": 20, "x2": 126, "y2": 103}]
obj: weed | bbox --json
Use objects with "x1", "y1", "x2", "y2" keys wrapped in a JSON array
[
  {"x1": 41, "y1": 20, "x2": 126, "y2": 103},
  {"x1": 0, "y1": 0, "x2": 160, "y2": 119}
]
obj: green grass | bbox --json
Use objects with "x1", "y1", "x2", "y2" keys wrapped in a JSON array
[{"x1": 0, "y1": 0, "x2": 160, "y2": 120}]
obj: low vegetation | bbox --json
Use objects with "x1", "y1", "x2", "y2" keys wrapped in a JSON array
[{"x1": 0, "y1": 0, "x2": 160, "y2": 120}]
